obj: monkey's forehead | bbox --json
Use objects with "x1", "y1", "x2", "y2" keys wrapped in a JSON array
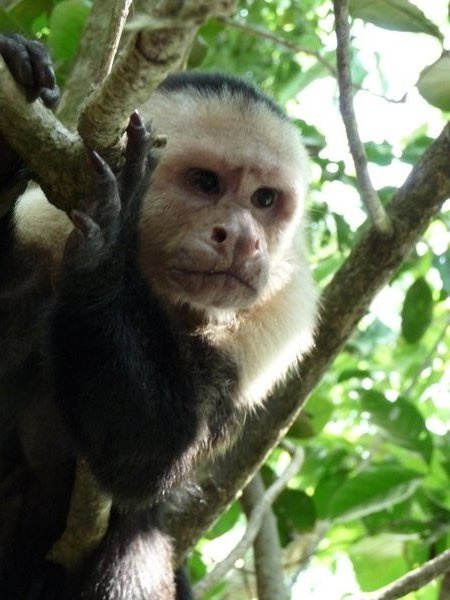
[{"x1": 141, "y1": 89, "x2": 308, "y2": 176}]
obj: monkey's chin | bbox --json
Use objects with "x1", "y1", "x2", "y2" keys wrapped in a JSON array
[{"x1": 168, "y1": 268, "x2": 260, "y2": 310}]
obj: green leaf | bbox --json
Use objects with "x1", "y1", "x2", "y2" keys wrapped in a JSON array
[
  {"x1": 206, "y1": 502, "x2": 240, "y2": 539},
  {"x1": 187, "y1": 36, "x2": 209, "y2": 68},
  {"x1": 9, "y1": 0, "x2": 55, "y2": 32},
  {"x1": 329, "y1": 465, "x2": 423, "y2": 522},
  {"x1": 364, "y1": 140, "x2": 393, "y2": 166},
  {"x1": 337, "y1": 368, "x2": 372, "y2": 382},
  {"x1": 361, "y1": 390, "x2": 433, "y2": 462},
  {"x1": 417, "y1": 53, "x2": 450, "y2": 111},
  {"x1": 348, "y1": 0, "x2": 443, "y2": 39},
  {"x1": 314, "y1": 470, "x2": 350, "y2": 518},
  {"x1": 349, "y1": 534, "x2": 411, "y2": 591},
  {"x1": 47, "y1": 0, "x2": 90, "y2": 63},
  {"x1": 401, "y1": 135, "x2": 433, "y2": 165},
  {"x1": 401, "y1": 277, "x2": 433, "y2": 343},
  {"x1": 274, "y1": 488, "x2": 316, "y2": 533}
]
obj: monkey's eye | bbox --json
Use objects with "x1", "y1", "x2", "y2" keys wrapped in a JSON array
[
  {"x1": 187, "y1": 169, "x2": 220, "y2": 195},
  {"x1": 251, "y1": 187, "x2": 278, "y2": 209}
]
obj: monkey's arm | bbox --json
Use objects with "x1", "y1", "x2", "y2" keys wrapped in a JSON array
[{"x1": 49, "y1": 115, "x2": 237, "y2": 506}]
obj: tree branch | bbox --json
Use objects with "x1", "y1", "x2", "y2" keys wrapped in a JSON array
[
  {"x1": 77, "y1": 0, "x2": 236, "y2": 154},
  {"x1": 0, "y1": 58, "x2": 85, "y2": 211},
  {"x1": 240, "y1": 471, "x2": 290, "y2": 600},
  {"x1": 332, "y1": 0, "x2": 391, "y2": 233},
  {"x1": 360, "y1": 549, "x2": 450, "y2": 600},
  {"x1": 167, "y1": 121, "x2": 450, "y2": 560},
  {"x1": 194, "y1": 448, "x2": 303, "y2": 597},
  {"x1": 97, "y1": 0, "x2": 134, "y2": 82},
  {"x1": 56, "y1": 0, "x2": 122, "y2": 127},
  {"x1": 0, "y1": 0, "x2": 237, "y2": 209}
]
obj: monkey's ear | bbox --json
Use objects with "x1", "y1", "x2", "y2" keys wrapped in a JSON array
[{"x1": 0, "y1": 33, "x2": 60, "y2": 108}]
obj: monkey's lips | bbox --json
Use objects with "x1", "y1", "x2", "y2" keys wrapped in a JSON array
[{"x1": 169, "y1": 267, "x2": 259, "y2": 307}]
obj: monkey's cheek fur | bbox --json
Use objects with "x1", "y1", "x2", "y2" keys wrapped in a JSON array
[{"x1": 168, "y1": 268, "x2": 265, "y2": 309}]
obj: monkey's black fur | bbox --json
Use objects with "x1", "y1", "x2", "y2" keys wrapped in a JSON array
[
  {"x1": 160, "y1": 71, "x2": 286, "y2": 118},
  {"x1": 0, "y1": 33, "x2": 245, "y2": 599}
]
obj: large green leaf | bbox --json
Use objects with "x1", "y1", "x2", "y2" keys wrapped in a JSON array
[
  {"x1": 417, "y1": 53, "x2": 450, "y2": 111},
  {"x1": 273, "y1": 488, "x2": 316, "y2": 536},
  {"x1": 329, "y1": 465, "x2": 423, "y2": 522},
  {"x1": 8, "y1": 0, "x2": 55, "y2": 31},
  {"x1": 47, "y1": 0, "x2": 90, "y2": 62},
  {"x1": 348, "y1": 0, "x2": 443, "y2": 39},
  {"x1": 401, "y1": 277, "x2": 433, "y2": 343},
  {"x1": 349, "y1": 534, "x2": 412, "y2": 591},
  {"x1": 361, "y1": 390, "x2": 433, "y2": 463}
]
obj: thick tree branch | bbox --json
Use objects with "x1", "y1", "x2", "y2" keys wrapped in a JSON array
[
  {"x1": 333, "y1": 0, "x2": 391, "y2": 233},
  {"x1": 360, "y1": 549, "x2": 450, "y2": 600},
  {"x1": 240, "y1": 471, "x2": 290, "y2": 600},
  {"x1": 167, "y1": 122, "x2": 450, "y2": 560},
  {"x1": 77, "y1": 0, "x2": 236, "y2": 154},
  {"x1": 0, "y1": 58, "x2": 85, "y2": 211}
]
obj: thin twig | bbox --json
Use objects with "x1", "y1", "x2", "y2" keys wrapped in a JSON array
[
  {"x1": 359, "y1": 549, "x2": 450, "y2": 600},
  {"x1": 333, "y1": 0, "x2": 392, "y2": 234},
  {"x1": 194, "y1": 447, "x2": 304, "y2": 597},
  {"x1": 98, "y1": 0, "x2": 134, "y2": 82}
]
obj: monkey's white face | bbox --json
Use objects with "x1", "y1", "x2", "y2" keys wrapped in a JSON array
[{"x1": 138, "y1": 92, "x2": 309, "y2": 313}]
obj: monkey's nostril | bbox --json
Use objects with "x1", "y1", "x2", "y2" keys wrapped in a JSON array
[{"x1": 212, "y1": 226, "x2": 227, "y2": 243}]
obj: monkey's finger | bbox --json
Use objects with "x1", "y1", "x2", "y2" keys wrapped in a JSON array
[
  {"x1": 39, "y1": 85, "x2": 61, "y2": 110},
  {"x1": 88, "y1": 150, "x2": 121, "y2": 234},
  {"x1": 70, "y1": 210, "x2": 102, "y2": 241},
  {"x1": 0, "y1": 34, "x2": 33, "y2": 88},
  {"x1": 26, "y1": 40, "x2": 60, "y2": 108},
  {"x1": 27, "y1": 40, "x2": 57, "y2": 89},
  {"x1": 120, "y1": 111, "x2": 152, "y2": 200}
]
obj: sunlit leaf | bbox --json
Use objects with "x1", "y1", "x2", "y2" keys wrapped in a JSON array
[
  {"x1": 360, "y1": 390, "x2": 433, "y2": 462},
  {"x1": 417, "y1": 53, "x2": 450, "y2": 111},
  {"x1": 348, "y1": 0, "x2": 443, "y2": 39},
  {"x1": 330, "y1": 465, "x2": 423, "y2": 521}
]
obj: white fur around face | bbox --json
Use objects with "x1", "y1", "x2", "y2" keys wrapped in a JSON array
[
  {"x1": 141, "y1": 88, "x2": 318, "y2": 407},
  {"x1": 13, "y1": 184, "x2": 72, "y2": 263}
]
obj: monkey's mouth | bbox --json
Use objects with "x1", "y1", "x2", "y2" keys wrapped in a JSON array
[
  {"x1": 172, "y1": 268, "x2": 255, "y2": 291},
  {"x1": 169, "y1": 267, "x2": 258, "y2": 306}
]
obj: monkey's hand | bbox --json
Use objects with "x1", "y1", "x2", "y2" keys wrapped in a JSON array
[
  {"x1": 60, "y1": 112, "x2": 153, "y2": 297},
  {"x1": 0, "y1": 34, "x2": 59, "y2": 206},
  {"x1": 0, "y1": 33, "x2": 59, "y2": 107}
]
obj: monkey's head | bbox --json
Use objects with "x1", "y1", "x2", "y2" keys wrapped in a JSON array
[{"x1": 139, "y1": 74, "x2": 309, "y2": 314}]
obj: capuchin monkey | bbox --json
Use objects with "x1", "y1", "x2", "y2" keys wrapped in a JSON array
[{"x1": 0, "y1": 34, "x2": 318, "y2": 599}]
